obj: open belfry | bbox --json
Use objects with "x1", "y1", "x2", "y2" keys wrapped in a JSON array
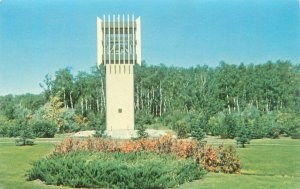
[{"x1": 97, "y1": 15, "x2": 141, "y2": 132}]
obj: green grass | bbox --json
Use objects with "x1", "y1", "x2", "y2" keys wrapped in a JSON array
[
  {"x1": 0, "y1": 138, "x2": 70, "y2": 189},
  {"x1": 179, "y1": 137, "x2": 300, "y2": 189},
  {"x1": 0, "y1": 137, "x2": 299, "y2": 189}
]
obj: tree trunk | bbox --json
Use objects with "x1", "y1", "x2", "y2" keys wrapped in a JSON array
[
  {"x1": 63, "y1": 88, "x2": 67, "y2": 108},
  {"x1": 147, "y1": 90, "x2": 150, "y2": 115},
  {"x1": 85, "y1": 97, "x2": 88, "y2": 112},
  {"x1": 69, "y1": 91, "x2": 73, "y2": 109},
  {"x1": 226, "y1": 85, "x2": 231, "y2": 114},
  {"x1": 136, "y1": 85, "x2": 140, "y2": 111},
  {"x1": 163, "y1": 97, "x2": 167, "y2": 113},
  {"x1": 227, "y1": 94, "x2": 231, "y2": 114},
  {"x1": 159, "y1": 81, "x2": 162, "y2": 117},
  {"x1": 96, "y1": 98, "x2": 100, "y2": 112},
  {"x1": 101, "y1": 78, "x2": 106, "y2": 109},
  {"x1": 141, "y1": 90, "x2": 144, "y2": 110},
  {"x1": 256, "y1": 99, "x2": 259, "y2": 109},
  {"x1": 233, "y1": 98, "x2": 236, "y2": 111},
  {"x1": 152, "y1": 86, "x2": 155, "y2": 115},
  {"x1": 237, "y1": 97, "x2": 239, "y2": 113},
  {"x1": 81, "y1": 98, "x2": 84, "y2": 115}
]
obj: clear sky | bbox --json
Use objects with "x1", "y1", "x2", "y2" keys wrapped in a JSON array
[{"x1": 0, "y1": 0, "x2": 299, "y2": 95}]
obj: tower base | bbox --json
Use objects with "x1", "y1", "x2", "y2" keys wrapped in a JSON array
[{"x1": 105, "y1": 129, "x2": 137, "y2": 139}]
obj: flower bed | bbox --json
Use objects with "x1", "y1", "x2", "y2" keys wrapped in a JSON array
[{"x1": 52, "y1": 135, "x2": 240, "y2": 173}]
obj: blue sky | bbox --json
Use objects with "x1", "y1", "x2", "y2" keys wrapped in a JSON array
[{"x1": 0, "y1": 0, "x2": 299, "y2": 95}]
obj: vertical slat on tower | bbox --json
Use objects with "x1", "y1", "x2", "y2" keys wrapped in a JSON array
[
  {"x1": 118, "y1": 15, "x2": 121, "y2": 65},
  {"x1": 127, "y1": 15, "x2": 130, "y2": 64},
  {"x1": 108, "y1": 15, "x2": 111, "y2": 65},
  {"x1": 136, "y1": 17, "x2": 141, "y2": 65},
  {"x1": 96, "y1": 17, "x2": 103, "y2": 67},
  {"x1": 123, "y1": 15, "x2": 125, "y2": 73},
  {"x1": 113, "y1": 15, "x2": 116, "y2": 74},
  {"x1": 118, "y1": 15, "x2": 121, "y2": 73},
  {"x1": 122, "y1": 15, "x2": 125, "y2": 65},
  {"x1": 108, "y1": 15, "x2": 111, "y2": 73},
  {"x1": 103, "y1": 15, "x2": 106, "y2": 65},
  {"x1": 132, "y1": 15, "x2": 135, "y2": 65},
  {"x1": 113, "y1": 15, "x2": 116, "y2": 65}
]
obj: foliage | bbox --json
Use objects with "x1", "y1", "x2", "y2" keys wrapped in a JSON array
[
  {"x1": 0, "y1": 95, "x2": 16, "y2": 119},
  {"x1": 87, "y1": 112, "x2": 104, "y2": 130},
  {"x1": 223, "y1": 113, "x2": 241, "y2": 139},
  {"x1": 0, "y1": 119, "x2": 21, "y2": 137},
  {"x1": 190, "y1": 123, "x2": 205, "y2": 141},
  {"x1": 15, "y1": 137, "x2": 34, "y2": 146},
  {"x1": 290, "y1": 128, "x2": 300, "y2": 139},
  {"x1": 85, "y1": 112, "x2": 106, "y2": 138},
  {"x1": 31, "y1": 121, "x2": 57, "y2": 138},
  {"x1": 136, "y1": 110, "x2": 154, "y2": 126},
  {"x1": 13, "y1": 105, "x2": 35, "y2": 145},
  {"x1": 195, "y1": 144, "x2": 240, "y2": 173},
  {"x1": 218, "y1": 145, "x2": 241, "y2": 173},
  {"x1": 17, "y1": 124, "x2": 35, "y2": 146},
  {"x1": 61, "y1": 109, "x2": 80, "y2": 132},
  {"x1": 41, "y1": 96, "x2": 67, "y2": 132},
  {"x1": 173, "y1": 119, "x2": 190, "y2": 139},
  {"x1": 258, "y1": 113, "x2": 281, "y2": 139},
  {"x1": 27, "y1": 151, "x2": 205, "y2": 189},
  {"x1": 136, "y1": 123, "x2": 149, "y2": 139},
  {"x1": 236, "y1": 126, "x2": 251, "y2": 148},
  {"x1": 52, "y1": 136, "x2": 240, "y2": 173},
  {"x1": 1, "y1": 61, "x2": 299, "y2": 140},
  {"x1": 276, "y1": 111, "x2": 300, "y2": 136},
  {"x1": 208, "y1": 112, "x2": 226, "y2": 136}
]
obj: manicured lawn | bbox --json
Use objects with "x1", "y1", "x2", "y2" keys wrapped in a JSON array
[
  {"x1": 0, "y1": 138, "x2": 69, "y2": 189},
  {"x1": 0, "y1": 137, "x2": 299, "y2": 189},
  {"x1": 179, "y1": 137, "x2": 300, "y2": 189}
]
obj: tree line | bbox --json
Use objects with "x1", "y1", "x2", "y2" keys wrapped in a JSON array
[{"x1": 0, "y1": 60, "x2": 299, "y2": 140}]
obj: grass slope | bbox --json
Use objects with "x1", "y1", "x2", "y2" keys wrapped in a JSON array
[{"x1": 0, "y1": 137, "x2": 299, "y2": 189}]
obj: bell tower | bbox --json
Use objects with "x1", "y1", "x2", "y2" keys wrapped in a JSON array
[{"x1": 97, "y1": 15, "x2": 141, "y2": 132}]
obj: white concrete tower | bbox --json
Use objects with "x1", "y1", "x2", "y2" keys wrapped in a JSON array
[{"x1": 97, "y1": 15, "x2": 141, "y2": 132}]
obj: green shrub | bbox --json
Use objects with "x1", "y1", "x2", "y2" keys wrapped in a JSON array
[
  {"x1": 173, "y1": 119, "x2": 190, "y2": 139},
  {"x1": 31, "y1": 121, "x2": 57, "y2": 138},
  {"x1": 290, "y1": 128, "x2": 300, "y2": 139},
  {"x1": 136, "y1": 123, "x2": 149, "y2": 139},
  {"x1": 218, "y1": 145, "x2": 241, "y2": 173},
  {"x1": 87, "y1": 112, "x2": 105, "y2": 130},
  {"x1": 15, "y1": 121, "x2": 35, "y2": 146},
  {"x1": 235, "y1": 126, "x2": 251, "y2": 148},
  {"x1": 0, "y1": 120, "x2": 22, "y2": 137},
  {"x1": 52, "y1": 136, "x2": 241, "y2": 174},
  {"x1": 222, "y1": 113, "x2": 240, "y2": 139},
  {"x1": 15, "y1": 137, "x2": 34, "y2": 146},
  {"x1": 27, "y1": 152, "x2": 205, "y2": 189},
  {"x1": 190, "y1": 124, "x2": 205, "y2": 141},
  {"x1": 207, "y1": 113, "x2": 226, "y2": 136}
]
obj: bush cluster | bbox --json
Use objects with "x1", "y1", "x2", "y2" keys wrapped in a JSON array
[
  {"x1": 208, "y1": 108, "x2": 300, "y2": 140},
  {"x1": 31, "y1": 121, "x2": 57, "y2": 138},
  {"x1": 52, "y1": 136, "x2": 240, "y2": 173},
  {"x1": 27, "y1": 152, "x2": 205, "y2": 189},
  {"x1": 163, "y1": 110, "x2": 206, "y2": 140}
]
